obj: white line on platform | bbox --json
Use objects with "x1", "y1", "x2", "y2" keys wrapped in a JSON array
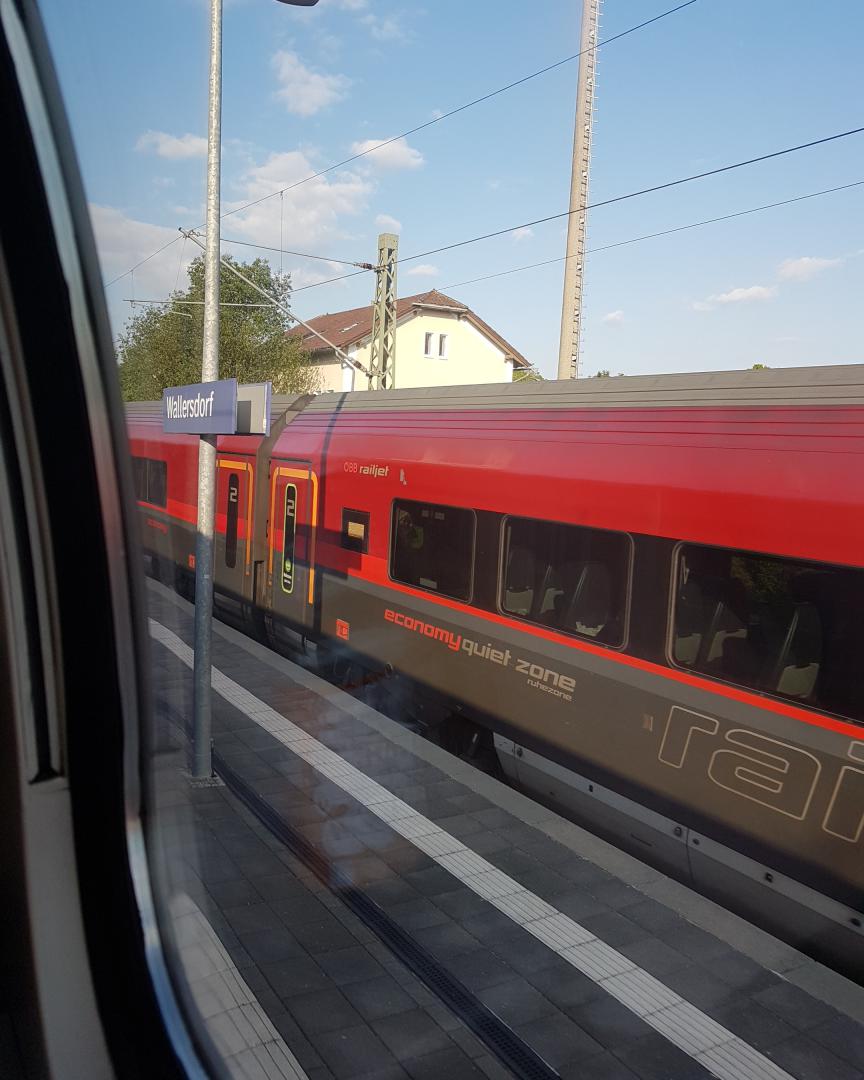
[
  {"x1": 170, "y1": 892, "x2": 308, "y2": 1080},
  {"x1": 151, "y1": 619, "x2": 796, "y2": 1080}
]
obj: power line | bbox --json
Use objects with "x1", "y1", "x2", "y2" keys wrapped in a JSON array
[
  {"x1": 398, "y1": 126, "x2": 864, "y2": 266},
  {"x1": 441, "y1": 179, "x2": 864, "y2": 290},
  {"x1": 218, "y1": 1, "x2": 700, "y2": 227},
  {"x1": 270, "y1": 127, "x2": 864, "y2": 299},
  {"x1": 104, "y1": 234, "x2": 182, "y2": 288},
  {"x1": 220, "y1": 235, "x2": 374, "y2": 269},
  {"x1": 104, "y1": 1, "x2": 699, "y2": 290}
]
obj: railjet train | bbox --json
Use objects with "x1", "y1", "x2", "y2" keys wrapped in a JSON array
[{"x1": 128, "y1": 366, "x2": 864, "y2": 977}]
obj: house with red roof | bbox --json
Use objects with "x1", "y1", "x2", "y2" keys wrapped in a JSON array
[{"x1": 289, "y1": 289, "x2": 531, "y2": 391}]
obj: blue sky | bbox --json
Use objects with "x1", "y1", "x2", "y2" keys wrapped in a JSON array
[{"x1": 41, "y1": 0, "x2": 864, "y2": 378}]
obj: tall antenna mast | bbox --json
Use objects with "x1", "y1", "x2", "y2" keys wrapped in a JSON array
[{"x1": 556, "y1": 0, "x2": 601, "y2": 380}]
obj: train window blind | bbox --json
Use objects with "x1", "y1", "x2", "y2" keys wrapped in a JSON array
[
  {"x1": 390, "y1": 499, "x2": 474, "y2": 602},
  {"x1": 225, "y1": 474, "x2": 239, "y2": 569},
  {"x1": 500, "y1": 517, "x2": 630, "y2": 647},
  {"x1": 672, "y1": 543, "x2": 864, "y2": 723},
  {"x1": 342, "y1": 508, "x2": 370, "y2": 554},
  {"x1": 132, "y1": 456, "x2": 167, "y2": 508}
]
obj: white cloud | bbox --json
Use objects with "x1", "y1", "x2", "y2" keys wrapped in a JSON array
[
  {"x1": 713, "y1": 285, "x2": 778, "y2": 304},
  {"x1": 361, "y1": 13, "x2": 409, "y2": 41},
  {"x1": 431, "y1": 108, "x2": 444, "y2": 120},
  {"x1": 135, "y1": 131, "x2": 207, "y2": 160},
  {"x1": 406, "y1": 264, "x2": 439, "y2": 277},
  {"x1": 223, "y1": 150, "x2": 373, "y2": 273},
  {"x1": 272, "y1": 50, "x2": 349, "y2": 117},
  {"x1": 777, "y1": 256, "x2": 841, "y2": 282},
  {"x1": 350, "y1": 136, "x2": 424, "y2": 170},
  {"x1": 602, "y1": 309, "x2": 625, "y2": 324},
  {"x1": 692, "y1": 284, "x2": 778, "y2": 311},
  {"x1": 511, "y1": 226, "x2": 534, "y2": 242},
  {"x1": 89, "y1": 205, "x2": 197, "y2": 334},
  {"x1": 375, "y1": 213, "x2": 402, "y2": 232}
]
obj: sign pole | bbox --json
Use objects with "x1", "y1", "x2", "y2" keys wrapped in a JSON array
[{"x1": 192, "y1": 0, "x2": 223, "y2": 780}]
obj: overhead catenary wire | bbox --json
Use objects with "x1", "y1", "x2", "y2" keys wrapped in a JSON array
[
  {"x1": 398, "y1": 126, "x2": 864, "y2": 267},
  {"x1": 104, "y1": 234, "x2": 183, "y2": 288},
  {"x1": 219, "y1": 236, "x2": 375, "y2": 269},
  {"x1": 108, "y1": 0, "x2": 701, "y2": 286},
  {"x1": 440, "y1": 179, "x2": 864, "y2": 291},
  {"x1": 255, "y1": 126, "x2": 864, "y2": 299},
  {"x1": 178, "y1": 228, "x2": 373, "y2": 378},
  {"x1": 122, "y1": 299, "x2": 275, "y2": 308},
  {"x1": 218, "y1": 0, "x2": 701, "y2": 226}
]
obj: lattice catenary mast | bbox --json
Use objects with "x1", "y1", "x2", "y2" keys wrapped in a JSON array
[
  {"x1": 556, "y1": 0, "x2": 601, "y2": 380},
  {"x1": 368, "y1": 232, "x2": 398, "y2": 389}
]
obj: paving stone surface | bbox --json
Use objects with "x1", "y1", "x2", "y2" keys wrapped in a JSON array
[{"x1": 145, "y1": 587, "x2": 864, "y2": 1080}]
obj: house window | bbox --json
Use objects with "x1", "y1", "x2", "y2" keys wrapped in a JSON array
[
  {"x1": 424, "y1": 332, "x2": 433, "y2": 356},
  {"x1": 438, "y1": 333, "x2": 448, "y2": 358}
]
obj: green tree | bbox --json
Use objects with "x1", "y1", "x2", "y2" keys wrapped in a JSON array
[
  {"x1": 751, "y1": 363, "x2": 769, "y2": 370},
  {"x1": 117, "y1": 255, "x2": 319, "y2": 401},
  {"x1": 593, "y1": 369, "x2": 611, "y2": 378},
  {"x1": 513, "y1": 364, "x2": 543, "y2": 382}
]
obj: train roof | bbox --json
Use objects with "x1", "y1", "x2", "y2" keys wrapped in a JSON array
[{"x1": 124, "y1": 363, "x2": 864, "y2": 425}]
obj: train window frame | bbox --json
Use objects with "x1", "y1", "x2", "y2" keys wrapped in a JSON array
[
  {"x1": 388, "y1": 498, "x2": 477, "y2": 604},
  {"x1": 666, "y1": 540, "x2": 864, "y2": 725},
  {"x1": 496, "y1": 514, "x2": 634, "y2": 650}
]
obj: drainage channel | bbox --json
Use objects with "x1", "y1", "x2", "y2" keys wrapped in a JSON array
[{"x1": 213, "y1": 750, "x2": 561, "y2": 1080}]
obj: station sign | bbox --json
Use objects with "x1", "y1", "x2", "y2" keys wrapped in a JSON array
[
  {"x1": 236, "y1": 381, "x2": 272, "y2": 437},
  {"x1": 163, "y1": 378, "x2": 238, "y2": 434}
]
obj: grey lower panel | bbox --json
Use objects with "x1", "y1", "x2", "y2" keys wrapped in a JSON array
[
  {"x1": 496, "y1": 735, "x2": 864, "y2": 939},
  {"x1": 495, "y1": 735, "x2": 692, "y2": 879}
]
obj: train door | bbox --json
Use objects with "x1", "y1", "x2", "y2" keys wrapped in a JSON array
[
  {"x1": 214, "y1": 456, "x2": 253, "y2": 625},
  {"x1": 267, "y1": 459, "x2": 318, "y2": 638}
]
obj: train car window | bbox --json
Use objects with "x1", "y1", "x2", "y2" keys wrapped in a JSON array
[
  {"x1": 132, "y1": 456, "x2": 148, "y2": 502},
  {"x1": 672, "y1": 544, "x2": 864, "y2": 722},
  {"x1": 282, "y1": 484, "x2": 297, "y2": 594},
  {"x1": 225, "y1": 474, "x2": 239, "y2": 569},
  {"x1": 342, "y1": 507, "x2": 370, "y2": 554},
  {"x1": 500, "y1": 516, "x2": 630, "y2": 646},
  {"x1": 391, "y1": 499, "x2": 474, "y2": 601},
  {"x1": 147, "y1": 459, "x2": 167, "y2": 508},
  {"x1": 132, "y1": 456, "x2": 167, "y2": 508}
]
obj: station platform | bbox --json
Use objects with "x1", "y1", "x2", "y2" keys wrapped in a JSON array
[{"x1": 146, "y1": 581, "x2": 864, "y2": 1080}]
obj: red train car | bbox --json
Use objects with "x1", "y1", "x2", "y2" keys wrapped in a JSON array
[{"x1": 128, "y1": 365, "x2": 864, "y2": 977}]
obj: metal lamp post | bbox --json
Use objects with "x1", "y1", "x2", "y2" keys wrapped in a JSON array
[{"x1": 192, "y1": 0, "x2": 319, "y2": 780}]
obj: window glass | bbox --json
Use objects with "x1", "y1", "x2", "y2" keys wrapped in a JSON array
[
  {"x1": 281, "y1": 484, "x2": 297, "y2": 594},
  {"x1": 225, "y1": 473, "x2": 239, "y2": 569},
  {"x1": 36, "y1": 0, "x2": 864, "y2": 1073},
  {"x1": 132, "y1": 456, "x2": 167, "y2": 508},
  {"x1": 132, "y1": 455, "x2": 147, "y2": 502},
  {"x1": 673, "y1": 544, "x2": 864, "y2": 722},
  {"x1": 391, "y1": 499, "x2": 474, "y2": 601},
  {"x1": 342, "y1": 507, "x2": 370, "y2": 554},
  {"x1": 501, "y1": 517, "x2": 630, "y2": 646},
  {"x1": 147, "y1": 459, "x2": 167, "y2": 508}
]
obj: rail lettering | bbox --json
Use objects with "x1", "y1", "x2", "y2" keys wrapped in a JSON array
[
  {"x1": 658, "y1": 707, "x2": 834, "y2": 826},
  {"x1": 823, "y1": 743, "x2": 864, "y2": 842}
]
